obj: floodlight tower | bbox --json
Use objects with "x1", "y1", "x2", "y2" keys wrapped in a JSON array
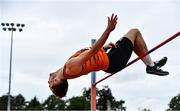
[{"x1": 1, "y1": 22, "x2": 25, "y2": 111}]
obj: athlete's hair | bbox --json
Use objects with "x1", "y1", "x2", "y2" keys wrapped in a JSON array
[{"x1": 51, "y1": 79, "x2": 68, "y2": 98}]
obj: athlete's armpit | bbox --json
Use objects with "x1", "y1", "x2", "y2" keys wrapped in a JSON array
[{"x1": 65, "y1": 57, "x2": 83, "y2": 76}]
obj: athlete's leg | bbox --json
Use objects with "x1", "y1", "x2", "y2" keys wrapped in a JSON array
[
  {"x1": 122, "y1": 28, "x2": 169, "y2": 76},
  {"x1": 123, "y1": 28, "x2": 154, "y2": 66}
]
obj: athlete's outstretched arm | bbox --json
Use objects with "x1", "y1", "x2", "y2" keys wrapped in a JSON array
[
  {"x1": 65, "y1": 14, "x2": 117, "y2": 74},
  {"x1": 91, "y1": 14, "x2": 117, "y2": 54},
  {"x1": 78, "y1": 14, "x2": 118, "y2": 64}
]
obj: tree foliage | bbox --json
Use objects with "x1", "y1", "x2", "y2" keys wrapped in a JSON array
[
  {"x1": 42, "y1": 95, "x2": 66, "y2": 110},
  {"x1": 25, "y1": 96, "x2": 43, "y2": 110},
  {"x1": 0, "y1": 94, "x2": 25, "y2": 110},
  {"x1": 0, "y1": 95, "x2": 8, "y2": 110},
  {"x1": 0, "y1": 86, "x2": 126, "y2": 110},
  {"x1": 167, "y1": 93, "x2": 180, "y2": 110},
  {"x1": 83, "y1": 86, "x2": 126, "y2": 111},
  {"x1": 66, "y1": 96, "x2": 90, "y2": 110},
  {"x1": 12, "y1": 94, "x2": 25, "y2": 110}
]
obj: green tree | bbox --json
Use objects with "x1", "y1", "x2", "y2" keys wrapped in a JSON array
[
  {"x1": 12, "y1": 94, "x2": 25, "y2": 110},
  {"x1": 97, "y1": 86, "x2": 126, "y2": 110},
  {"x1": 0, "y1": 94, "x2": 26, "y2": 110},
  {"x1": 113, "y1": 100, "x2": 126, "y2": 111},
  {"x1": 42, "y1": 95, "x2": 66, "y2": 110},
  {"x1": 0, "y1": 95, "x2": 8, "y2": 110},
  {"x1": 0, "y1": 94, "x2": 15, "y2": 110},
  {"x1": 25, "y1": 96, "x2": 43, "y2": 110},
  {"x1": 83, "y1": 86, "x2": 126, "y2": 110},
  {"x1": 83, "y1": 87, "x2": 91, "y2": 101},
  {"x1": 66, "y1": 96, "x2": 90, "y2": 110},
  {"x1": 167, "y1": 94, "x2": 180, "y2": 110},
  {"x1": 97, "y1": 86, "x2": 115, "y2": 110}
]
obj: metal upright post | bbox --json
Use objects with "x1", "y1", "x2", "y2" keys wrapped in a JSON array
[{"x1": 91, "y1": 39, "x2": 96, "y2": 111}]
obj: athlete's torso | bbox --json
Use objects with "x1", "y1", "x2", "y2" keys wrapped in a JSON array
[{"x1": 63, "y1": 48, "x2": 109, "y2": 79}]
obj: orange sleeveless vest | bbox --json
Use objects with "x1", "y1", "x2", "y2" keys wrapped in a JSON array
[{"x1": 63, "y1": 48, "x2": 109, "y2": 79}]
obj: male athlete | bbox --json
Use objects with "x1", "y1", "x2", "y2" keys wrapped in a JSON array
[{"x1": 48, "y1": 14, "x2": 169, "y2": 98}]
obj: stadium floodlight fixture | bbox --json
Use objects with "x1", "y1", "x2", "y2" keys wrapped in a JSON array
[{"x1": 1, "y1": 22, "x2": 25, "y2": 111}]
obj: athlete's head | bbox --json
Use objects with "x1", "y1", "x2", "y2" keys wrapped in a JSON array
[{"x1": 48, "y1": 71, "x2": 68, "y2": 98}]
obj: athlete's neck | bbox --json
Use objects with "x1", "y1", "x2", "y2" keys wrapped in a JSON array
[{"x1": 56, "y1": 67, "x2": 66, "y2": 79}]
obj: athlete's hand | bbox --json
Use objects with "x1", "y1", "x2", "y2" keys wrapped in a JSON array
[
  {"x1": 103, "y1": 42, "x2": 117, "y2": 51},
  {"x1": 106, "y1": 14, "x2": 118, "y2": 32}
]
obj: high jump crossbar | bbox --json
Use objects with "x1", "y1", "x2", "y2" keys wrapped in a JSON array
[{"x1": 94, "y1": 31, "x2": 180, "y2": 86}]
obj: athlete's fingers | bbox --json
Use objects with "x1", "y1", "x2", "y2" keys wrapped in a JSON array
[
  {"x1": 111, "y1": 13, "x2": 114, "y2": 21},
  {"x1": 109, "y1": 42, "x2": 117, "y2": 48},
  {"x1": 108, "y1": 17, "x2": 110, "y2": 23}
]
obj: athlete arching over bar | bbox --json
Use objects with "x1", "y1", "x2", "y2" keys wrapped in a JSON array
[{"x1": 48, "y1": 14, "x2": 169, "y2": 98}]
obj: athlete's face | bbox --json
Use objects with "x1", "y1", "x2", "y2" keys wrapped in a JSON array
[{"x1": 48, "y1": 72, "x2": 61, "y2": 89}]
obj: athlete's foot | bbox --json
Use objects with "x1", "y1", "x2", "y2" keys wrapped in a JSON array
[
  {"x1": 146, "y1": 65, "x2": 169, "y2": 76},
  {"x1": 154, "y1": 57, "x2": 167, "y2": 68}
]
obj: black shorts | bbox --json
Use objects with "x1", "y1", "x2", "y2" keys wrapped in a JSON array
[{"x1": 105, "y1": 37, "x2": 133, "y2": 73}]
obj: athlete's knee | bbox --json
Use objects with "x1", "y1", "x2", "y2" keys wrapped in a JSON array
[{"x1": 129, "y1": 28, "x2": 140, "y2": 35}]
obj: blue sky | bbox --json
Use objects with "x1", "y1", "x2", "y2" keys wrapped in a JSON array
[{"x1": 0, "y1": 0, "x2": 180, "y2": 110}]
